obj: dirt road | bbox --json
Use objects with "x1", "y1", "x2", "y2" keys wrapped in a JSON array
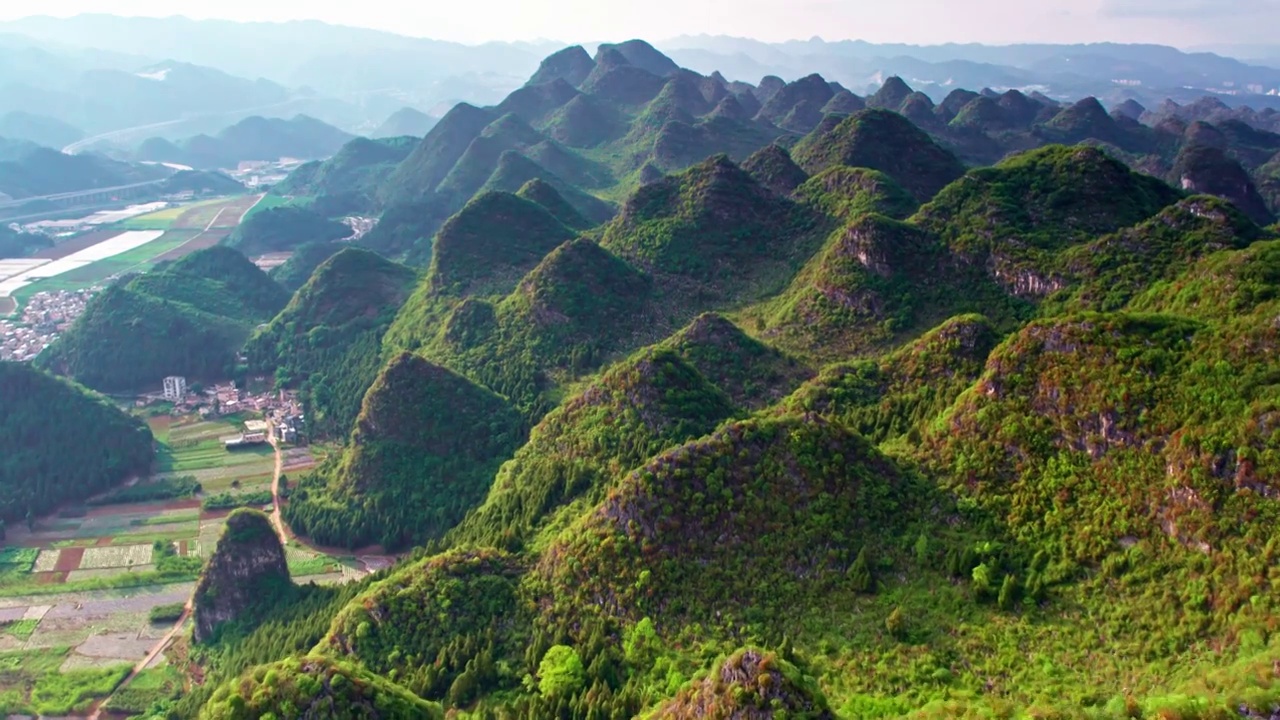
[{"x1": 268, "y1": 431, "x2": 290, "y2": 546}]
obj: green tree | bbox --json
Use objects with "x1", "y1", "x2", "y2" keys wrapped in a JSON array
[
  {"x1": 537, "y1": 645, "x2": 585, "y2": 698},
  {"x1": 972, "y1": 563, "x2": 995, "y2": 600},
  {"x1": 998, "y1": 574, "x2": 1020, "y2": 610},
  {"x1": 849, "y1": 546, "x2": 873, "y2": 593},
  {"x1": 623, "y1": 617, "x2": 658, "y2": 668},
  {"x1": 885, "y1": 606, "x2": 907, "y2": 640}
]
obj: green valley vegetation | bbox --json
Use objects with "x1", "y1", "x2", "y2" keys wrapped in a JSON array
[
  {"x1": 274, "y1": 135, "x2": 418, "y2": 216},
  {"x1": 268, "y1": 241, "x2": 346, "y2": 291},
  {"x1": 36, "y1": 246, "x2": 288, "y2": 392},
  {"x1": 200, "y1": 655, "x2": 442, "y2": 720},
  {"x1": 0, "y1": 223, "x2": 51, "y2": 257},
  {"x1": 245, "y1": 247, "x2": 418, "y2": 438},
  {"x1": 0, "y1": 362, "x2": 153, "y2": 520},
  {"x1": 225, "y1": 205, "x2": 351, "y2": 255}
]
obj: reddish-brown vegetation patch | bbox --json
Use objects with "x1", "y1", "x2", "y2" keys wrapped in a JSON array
[
  {"x1": 54, "y1": 547, "x2": 85, "y2": 572},
  {"x1": 31, "y1": 230, "x2": 120, "y2": 260},
  {"x1": 34, "y1": 571, "x2": 68, "y2": 585}
]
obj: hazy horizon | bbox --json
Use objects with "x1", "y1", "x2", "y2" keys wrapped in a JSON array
[{"x1": 2, "y1": 1, "x2": 1279, "y2": 50}]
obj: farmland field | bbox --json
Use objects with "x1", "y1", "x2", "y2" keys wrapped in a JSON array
[
  {"x1": 0, "y1": 230, "x2": 163, "y2": 298},
  {"x1": 155, "y1": 417, "x2": 275, "y2": 477},
  {"x1": 5, "y1": 195, "x2": 261, "y2": 315},
  {"x1": 30, "y1": 230, "x2": 122, "y2": 260},
  {"x1": 172, "y1": 194, "x2": 262, "y2": 231},
  {"x1": 5, "y1": 229, "x2": 198, "y2": 311},
  {"x1": 0, "y1": 407, "x2": 369, "y2": 714},
  {"x1": 117, "y1": 197, "x2": 229, "y2": 230}
]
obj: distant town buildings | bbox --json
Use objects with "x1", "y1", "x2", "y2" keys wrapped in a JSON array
[
  {"x1": 274, "y1": 413, "x2": 304, "y2": 445},
  {"x1": 0, "y1": 288, "x2": 100, "y2": 362},
  {"x1": 228, "y1": 158, "x2": 305, "y2": 189},
  {"x1": 163, "y1": 375, "x2": 188, "y2": 402}
]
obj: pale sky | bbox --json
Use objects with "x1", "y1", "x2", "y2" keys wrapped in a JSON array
[{"x1": 1, "y1": 0, "x2": 1277, "y2": 47}]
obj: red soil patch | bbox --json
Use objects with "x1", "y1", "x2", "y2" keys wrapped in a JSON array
[
  {"x1": 199, "y1": 508, "x2": 236, "y2": 522},
  {"x1": 83, "y1": 498, "x2": 201, "y2": 518},
  {"x1": 31, "y1": 230, "x2": 121, "y2": 260},
  {"x1": 146, "y1": 416, "x2": 172, "y2": 434},
  {"x1": 178, "y1": 540, "x2": 189, "y2": 556},
  {"x1": 34, "y1": 571, "x2": 68, "y2": 585},
  {"x1": 95, "y1": 536, "x2": 114, "y2": 547},
  {"x1": 54, "y1": 547, "x2": 85, "y2": 572},
  {"x1": 152, "y1": 229, "x2": 229, "y2": 262}
]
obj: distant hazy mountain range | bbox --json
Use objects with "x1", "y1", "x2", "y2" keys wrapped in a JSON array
[
  {"x1": 2, "y1": 15, "x2": 1280, "y2": 143},
  {"x1": 133, "y1": 115, "x2": 355, "y2": 170},
  {"x1": 654, "y1": 36, "x2": 1280, "y2": 109}
]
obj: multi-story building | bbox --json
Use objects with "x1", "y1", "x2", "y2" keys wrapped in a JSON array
[{"x1": 163, "y1": 375, "x2": 187, "y2": 402}]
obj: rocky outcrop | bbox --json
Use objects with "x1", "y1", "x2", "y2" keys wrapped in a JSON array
[
  {"x1": 193, "y1": 509, "x2": 289, "y2": 643},
  {"x1": 1172, "y1": 144, "x2": 1275, "y2": 226},
  {"x1": 656, "y1": 649, "x2": 835, "y2": 719}
]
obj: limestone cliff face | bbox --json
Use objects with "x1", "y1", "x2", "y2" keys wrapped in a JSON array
[{"x1": 193, "y1": 509, "x2": 289, "y2": 643}]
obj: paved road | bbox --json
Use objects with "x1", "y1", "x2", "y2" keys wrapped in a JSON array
[{"x1": 0, "y1": 179, "x2": 168, "y2": 209}]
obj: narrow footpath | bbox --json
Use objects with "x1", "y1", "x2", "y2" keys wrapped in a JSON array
[{"x1": 87, "y1": 598, "x2": 193, "y2": 720}]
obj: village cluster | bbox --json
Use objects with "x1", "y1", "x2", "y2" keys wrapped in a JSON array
[
  {"x1": 0, "y1": 288, "x2": 100, "y2": 361},
  {"x1": 141, "y1": 375, "x2": 307, "y2": 447}
]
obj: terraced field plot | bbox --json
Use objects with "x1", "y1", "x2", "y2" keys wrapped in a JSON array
[
  {"x1": 0, "y1": 408, "x2": 358, "y2": 712},
  {"x1": 156, "y1": 417, "x2": 276, "y2": 477}
]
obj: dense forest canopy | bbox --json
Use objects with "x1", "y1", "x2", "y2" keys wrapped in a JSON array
[{"x1": 0, "y1": 363, "x2": 153, "y2": 520}]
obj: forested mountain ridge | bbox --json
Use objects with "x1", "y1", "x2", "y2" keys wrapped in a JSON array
[
  {"x1": 136, "y1": 114, "x2": 354, "y2": 170},
  {"x1": 0, "y1": 363, "x2": 153, "y2": 520},
  {"x1": 146, "y1": 40, "x2": 1280, "y2": 720},
  {"x1": 244, "y1": 247, "x2": 418, "y2": 439},
  {"x1": 37, "y1": 246, "x2": 288, "y2": 392},
  {"x1": 263, "y1": 40, "x2": 1280, "y2": 276}
]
